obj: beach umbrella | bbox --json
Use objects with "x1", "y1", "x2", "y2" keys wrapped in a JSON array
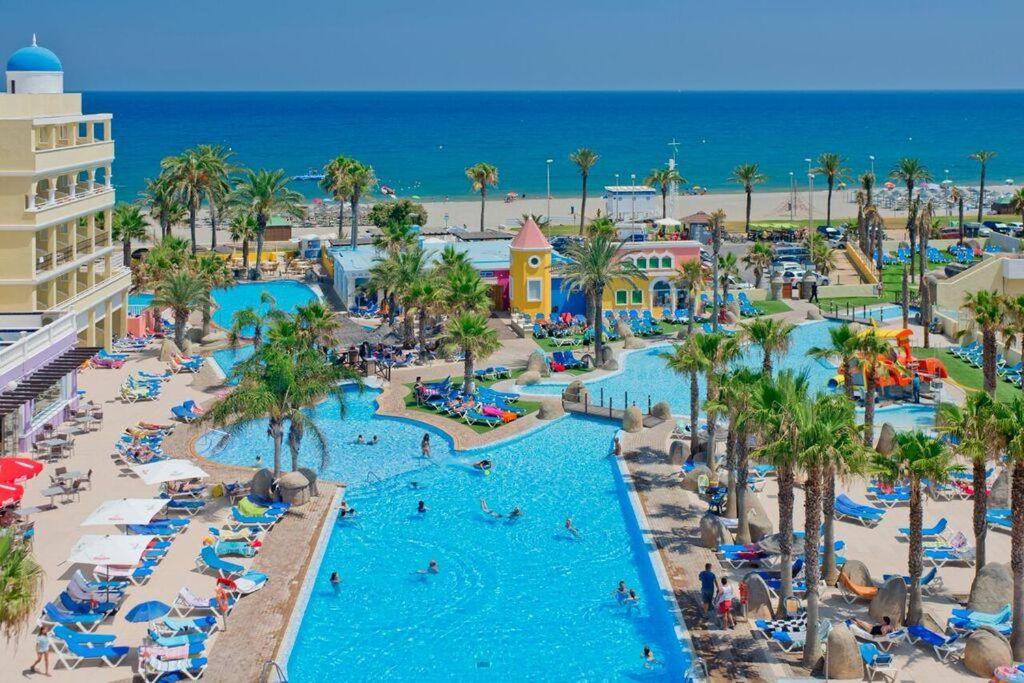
[
  {"x1": 130, "y1": 459, "x2": 209, "y2": 486},
  {"x1": 884, "y1": 182, "x2": 896, "y2": 190},
  {"x1": 68, "y1": 534, "x2": 156, "y2": 566},
  {"x1": 0, "y1": 482, "x2": 23, "y2": 507},
  {"x1": 0, "y1": 457, "x2": 43, "y2": 484},
  {"x1": 124, "y1": 600, "x2": 171, "y2": 623},
  {"x1": 81, "y1": 498, "x2": 168, "y2": 527}
]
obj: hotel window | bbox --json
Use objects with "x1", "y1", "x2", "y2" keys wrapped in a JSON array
[
  {"x1": 636, "y1": 257, "x2": 647, "y2": 269},
  {"x1": 32, "y1": 375, "x2": 70, "y2": 424},
  {"x1": 631, "y1": 290, "x2": 643, "y2": 305},
  {"x1": 615, "y1": 290, "x2": 627, "y2": 306},
  {"x1": 526, "y1": 279, "x2": 542, "y2": 302},
  {"x1": 661, "y1": 256, "x2": 672, "y2": 268}
]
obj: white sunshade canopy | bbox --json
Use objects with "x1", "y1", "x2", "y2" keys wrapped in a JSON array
[
  {"x1": 131, "y1": 459, "x2": 209, "y2": 486},
  {"x1": 654, "y1": 218, "x2": 682, "y2": 227},
  {"x1": 69, "y1": 534, "x2": 157, "y2": 566},
  {"x1": 82, "y1": 498, "x2": 168, "y2": 527}
]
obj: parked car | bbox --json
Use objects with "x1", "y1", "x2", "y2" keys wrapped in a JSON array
[
  {"x1": 983, "y1": 221, "x2": 1013, "y2": 234},
  {"x1": 772, "y1": 260, "x2": 802, "y2": 273},
  {"x1": 725, "y1": 275, "x2": 753, "y2": 290}
]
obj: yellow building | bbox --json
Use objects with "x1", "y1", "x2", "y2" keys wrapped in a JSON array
[
  {"x1": 0, "y1": 37, "x2": 130, "y2": 348},
  {"x1": 508, "y1": 218, "x2": 551, "y2": 318}
]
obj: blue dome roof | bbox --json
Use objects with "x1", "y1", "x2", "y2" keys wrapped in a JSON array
[{"x1": 7, "y1": 42, "x2": 62, "y2": 73}]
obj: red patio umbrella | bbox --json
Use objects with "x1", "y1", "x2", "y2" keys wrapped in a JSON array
[
  {"x1": 0, "y1": 457, "x2": 43, "y2": 484},
  {"x1": 0, "y1": 482, "x2": 24, "y2": 507}
]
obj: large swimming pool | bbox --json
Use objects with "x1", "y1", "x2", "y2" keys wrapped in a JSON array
[{"x1": 197, "y1": 389, "x2": 691, "y2": 679}]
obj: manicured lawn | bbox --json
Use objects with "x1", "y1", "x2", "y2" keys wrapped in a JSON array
[
  {"x1": 912, "y1": 347, "x2": 1021, "y2": 404},
  {"x1": 403, "y1": 381, "x2": 542, "y2": 434},
  {"x1": 752, "y1": 299, "x2": 792, "y2": 315},
  {"x1": 533, "y1": 335, "x2": 589, "y2": 352}
]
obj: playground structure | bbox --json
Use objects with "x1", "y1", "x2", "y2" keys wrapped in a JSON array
[{"x1": 831, "y1": 328, "x2": 948, "y2": 400}]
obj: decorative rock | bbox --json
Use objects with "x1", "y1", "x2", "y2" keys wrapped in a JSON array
[
  {"x1": 182, "y1": 339, "x2": 199, "y2": 356},
  {"x1": 516, "y1": 370, "x2": 541, "y2": 386},
  {"x1": 297, "y1": 467, "x2": 320, "y2": 498},
  {"x1": 615, "y1": 319, "x2": 634, "y2": 339},
  {"x1": 250, "y1": 468, "x2": 275, "y2": 500},
  {"x1": 621, "y1": 406, "x2": 643, "y2": 433},
  {"x1": 743, "y1": 573, "x2": 775, "y2": 620},
  {"x1": 964, "y1": 628, "x2": 1012, "y2": 678},
  {"x1": 159, "y1": 339, "x2": 182, "y2": 362},
  {"x1": 623, "y1": 337, "x2": 646, "y2": 350},
  {"x1": 825, "y1": 623, "x2": 864, "y2": 679},
  {"x1": 601, "y1": 358, "x2": 619, "y2": 371},
  {"x1": 989, "y1": 469, "x2": 1010, "y2": 508},
  {"x1": 746, "y1": 503, "x2": 774, "y2": 543},
  {"x1": 699, "y1": 513, "x2": 730, "y2": 550},
  {"x1": 968, "y1": 562, "x2": 1013, "y2": 613},
  {"x1": 650, "y1": 401, "x2": 672, "y2": 421},
  {"x1": 563, "y1": 380, "x2": 589, "y2": 405},
  {"x1": 193, "y1": 360, "x2": 222, "y2": 387},
  {"x1": 536, "y1": 402, "x2": 563, "y2": 420},
  {"x1": 681, "y1": 464, "x2": 713, "y2": 493},
  {"x1": 875, "y1": 423, "x2": 897, "y2": 455},
  {"x1": 526, "y1": 351, "x2": 550, "y2": 378},
  {"x1": 669, "y1": 439, "x2": 688, "y2": 466},
  {"x1": 675, "y1": 328, "x2": 689, "y2": 340},
  {"x1": 806, "y1": 309, "x2": 823, "y2": 321},
  {"x1": 278, "y1": 470, "x2": 311, "y2": 506},
  {"x1": 202, "y1": 330, "x2": 228, "y2": 344},
  {"x1": 869, "y1": 576, "x2": 907, "y2": 625},
  {"x1": 840, "y1": 560, "x2": 873, "y2": 589}
]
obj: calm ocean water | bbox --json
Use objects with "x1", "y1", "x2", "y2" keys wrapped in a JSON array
[{"x1": 85, "y1": 91, "x2": 1024, "y2": 202}]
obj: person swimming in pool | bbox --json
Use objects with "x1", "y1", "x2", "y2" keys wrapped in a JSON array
[
  {"x1": 416, "y1": 560, "x2": 439, "y2": 574},
  {"x1": 508, "y1": 506, "x2": 522, "y2": 519},
  {"x1": 613, "y1": 581, "x2": 628, "y2": 604},
  {"x1": 624, "y1": 589, "x2": 640, "y2": 613},
  {"x1": 369, "y1": 435, "x2": 379, "y2": 445},
  {"x1": 565, "y1": 517, "x2": 581, "y2": 539},
  {"x1": 337, "y1": 501, "x2": 357, "y2": 518},
  {"x1": 421, "y1": 433, "x2": 431, "y2": 458},
  {"x1": 473, "y1": 459, "x2": 492, "y2": 474},
  {"x1": 355, "y1": 434, "x2": 365, "y2": 445},
  {"x1": 642, "y1": 645, "x2": 660, "y2": 669},
  {"x1": 480, "y1": 498, "x2": 502, "y2": 518},
  {"x1": 417, "y1": 500, "x2": 427, "y2": 514},
  {"x1": 329, "y1": 571, "x2": 341, "y2": 592}
]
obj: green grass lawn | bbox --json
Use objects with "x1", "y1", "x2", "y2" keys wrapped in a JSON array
[
  {"x1": 912, "y1": 347, "x2": 1021, "y2": 403},
  {"x1": 752, "y1": 299, "x2": 792, "y2": 315},
  {"x1": 403, "y1": 381, "x2": 542, "y2": 433}
]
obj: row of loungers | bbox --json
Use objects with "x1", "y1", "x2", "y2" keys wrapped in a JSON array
[{"x1": 416, "y1": 377, "x2": 523, "y2": 428}]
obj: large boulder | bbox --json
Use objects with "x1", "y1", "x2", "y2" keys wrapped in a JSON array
[
  {"x1": 250, "y1": 468, "x2": 275, "y2": 500},
  {"x1": 516, "y1": 370, "x2": 541, "y2": 386},
  {"x1": 159, "y1": 339, "x2": 182, "y2": 362},
  {"x1": 875, "y1": 423, "x2": 897, "y2": 455},
  {"x1": 806, "y1": 308, "x2": 823, "y2": 321},
  {"x1": 193, "y1": 361, "x2": 222, "y2": 388},
  {"x1": 964, "y1": 628, "x2": 1013, "y2": 678},
  {"x1": 201, "y1": 330, "x2": 228, "y2": 345},
  {"x1": 743, "y1": 573, "x2": 775, "y2": 619},
  {"x1": 297, "y1": 467, "x2": 320, "y2": 498},
  {"x1": 277, "y1": 470, "x2": 311, "y2": 507},
  {"x1": 536, "y1": 402, "x2": 563, "y2": 421},
  {"x1": 825, "y1": 624, "x2": 864, "y2": 679},
  {"x1": 668, "y1": 439, "x2": 688, "y2": 466},
  {"x1": 621, "y1": 406, "x2": 644, "y2": 433},
  {"x1": 681, "y1": 464, "x2": 713, "y2": 493},
  {"x1": 699, "y1": 513, "x2": 730, "y2": 550},
  {"x1": 968, "y1": 562, "x2": 1013, "y2": 613},
  {"x1": 650, "y1": 401, "x2": 672, "y2": 421},
  {"x1": 526, "y1": 351, "x2": 550, "y2": 378},
  {"x1": 989, "y1": 469, "x2": 1010, "y2": 508},
  {"x1": 840, "y1": 559, "x2": 873, "y2": 588},
  {"x1": 563, "y1": 380, "x2": 590, "y2": 405},
  {"x1": 623, "y1": 336, "x2": 646, "y2": 350},
  {"x1": 601, "y1": 358, "x2": 619, "y2": 371},
  {"x1": 745, "y1": 492, "x2": 774, "y2": 543},
  {"x1": 615, "y1": 319, "x2": 634, "y2": 339},
  {"x1": 869, "y1": 576, "x2": 907, "y2": 625},
  {"x1": 182, "y1": 339, "x2": 199, "y2": 357}
]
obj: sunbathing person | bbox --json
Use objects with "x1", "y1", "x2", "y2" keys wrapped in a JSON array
[{"x1": 851, "y1": 615, "x2": 893, "y2": 636}]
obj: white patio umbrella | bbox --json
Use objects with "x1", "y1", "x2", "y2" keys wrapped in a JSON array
[
  {"x1": 131, "y1": 459, "x2": 209, "y2": 486},
  {"x1": 653, "y1": 218, "x2": 681, "y2": 227},
  {"x1": 81, "y1": 498, "x2": 168, "y2": 527},
  {"x1": 69, "y1": 534, "x2": 157, "y2": 566}
]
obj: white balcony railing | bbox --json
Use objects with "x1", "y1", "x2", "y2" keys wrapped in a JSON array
[
  {"x1": 0, "y1": 311, "x2": 77, "y2": 380},
  {"x1": 26, "y1": 184, "x2": 113, "y2": 213}
]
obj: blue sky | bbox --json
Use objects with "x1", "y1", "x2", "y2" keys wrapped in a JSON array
[{"x1": 3, "y1": 1, "x2": 1022, "y2": 91}]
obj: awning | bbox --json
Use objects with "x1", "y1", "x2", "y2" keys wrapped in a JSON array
[
  {"x1": 131, "y1": 459, "x2": 209, "y2": 485},
  {"x1": 0, "y1": 346, "x2": 101, "y2": 418},
  {"x1": 82, "y1": 498, "x2": 168, "y2": 527},
  {"x1": 0, "y1": 457, "x2": 43, "y2": 484},
  {"x1": 68, "y1": 534, "x2": 157, "y2": 566}
]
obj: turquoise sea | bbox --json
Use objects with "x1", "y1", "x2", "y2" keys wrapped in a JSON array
[{"x1": 86, "y1": 91, "x2": 1024, "y2": 202}]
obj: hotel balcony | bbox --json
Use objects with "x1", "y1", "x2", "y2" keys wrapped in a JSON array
[{"x1": 24, "y1": 183, "x2": 114, "y2": 227}]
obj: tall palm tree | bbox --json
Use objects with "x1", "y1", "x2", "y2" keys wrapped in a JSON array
[
  {"x1": 197, "y1": 144, "x2": 235, "y2": 250},
  {"x1": 321, "y1": 154, "x2": 353, "y2": 240},
  {"x1": 695, "y1": 332, "x2": 741, "y2": 463},
  {"x1": 442, "y1": 266, "x2": 492, "y2": 315},
  {"x1": 962, "y1": 289, "x2": 1005, "y2": 396},
  {"x1": 559, "y1": 235, "x2": 646, "y2": 365},
  {"x1": 367, "y1": 253, "x2": 404, "y2": 328},
  {"x1": 283, "y1": 347, "x2": 360, "y2": 472},
  {"x1": 346, "y1": 160, "x2": 377, "y2": 249},
  {"x1": 729, "y1": 163, "x2": 767, "y2": 234},
  {"x1": 228, "y1": 291, "x2": 277, "y2": 349},
  {"x1": 814, "y1": 153, "x2": 849, "y2": 226},
  {"x1": 229, "y1": 211, "x2": 258, "y2": 270},
  {"x1": 435, "y1": 245, "x2": 473, "y2": 280},
  {"x1": 141, "y1": 173, "x2": 185, "y2": 238},
  {"x1": 394, "y1": 247, "x2": 431, "y2": 345},
  {"x1": 673, "y1": 259, "x2": 706, "y2": 336},
  {"x1": 970, "y1": 150, "x2": 998, "y2": 223},
  {"x1": 808, "y1": 323, "x2": 859, "y2": 402},
  {"x1": 995, "y1": 395, "x2": 1024, "y2": 659},
  {"x1": 153, "y1": 270, "x2": 209, "y2": 350},
  {"x1": 742, "y1": 241, "x2": 773, "y2": 288},
  {"x1": 873, "y1": 432, "x2": 954, "y2": 625},
  {"x1": 372, "y1": 222, "x2": 417, "y2": 256},
  {"x1": 645, "y1": 167, "x2": 687, "y2": 219},
  {"x1": 855, "y1": 190, "x2": 868, "y2": 256},
  {"x1": 705, "y1": 367, "x2": 760, "y2": 520},
  {"x1": 569, "y1": 148, "x2": 599, "y2": 234},
  {"x1": 808, "y1": 233, "x2": 837, "y2": 278},
  {"x1": 864, "y1": 204, "x2": 885, "y2": 273},
  {"x1": 442, "y1": 312, "x2": 500, "y2": 395},
  {"x1": 161, "y1": 148, "x2": 210, "y2": 255},
  {"x1": 0, "y1": 531, "x2": 43, "y2": 638},
  {"x1": 194, "y1": 252, "x2": 233, "y2": 337},
  {"x1": 1009, "y1": 188, "x2": 1024, "y2": 231},
  {"x1": 859, "y1": 172, "x2": 876, "y2": 253},
  {"x1": 890, "y1": 158, "x2": 932, "y2": 275},
  {"x1": 951, "y1": 186, "x2": 967, "y2": 246},
  {"x1": 408, "y1": 273, "x2": 444, "y2": 354},
  {"x1": 916, "y1": 201, "x2": 934, "y2": 288},
  {"x1": 112, "y1": 202, "x2": 149, "y2": 265},
  {"x1": 294, "y1": 300, "x2": 341, "y2": 349},
  {"x1": 465, "y1": 162, "x2": 499, "y2": 231},
  {"x1": 663, "y1": 337, "x2": 710, "y2": 464},
  {"x1": 709, "y1": 209, "x2": 726, "y2": 330},
  {"x1": 856, "y1": 330, "x2": 892, "y2": 446},
  {"x1": 741, "y1": 317, "x2": 795, "y2": 374},
  {"x1": 230, "y1": 169, "x2": 304, "y2": 279},
  {"x1": 938, "y1": 392, "x2": 1001, "y2": 576},
  {"x1": 717, "y1": 252, "x2": 740, "y2": 307}
]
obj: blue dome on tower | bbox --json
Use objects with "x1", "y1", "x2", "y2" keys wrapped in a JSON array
[{"x1": 7, "y1": 36, "x2": 62, "y2": 73}]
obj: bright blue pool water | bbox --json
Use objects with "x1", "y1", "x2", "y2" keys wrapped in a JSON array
[
  {"x1": 127, "y1": 293, "x2": 154, "y2": 316},
  {"x1": 210, "y1": 280, "x2": 319, "y2": 332},
  {"x1": 196, "y1": 389, "x2": 690, "y2": 679}
]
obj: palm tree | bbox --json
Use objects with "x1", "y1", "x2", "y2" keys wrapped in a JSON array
[
  {"x1": 153, "y1": 270, "x2": 209, "y2": 350},
  {"x1": 645, "y1": 167, "x2": 687, "y2": 219},
  {"x1": 962, "y1": 289, "x2": 1005, "y2": 396},
  {"x1": 442, "y1": 266, "x2": 492, "y2": 315},
  {"x1": 283, "y1": 347, "x2": 360, "y2": 472},
  {"x1": 704, "y1": 368, "x2": 760, "y2": 520},
  {"x1": 346, "y1": 160, "x2": 377, "y2": 249},
  {"x1": 230, "y1": 169, "x2": 304, "y2": 279},
  {"x1": 435, "y1": 245, "x2": 473, "y2": 280},
  {"x1": 742, "y1": 241, "x2": 773, "y2": 288},
  {"x1": 808, "y1": 323, "x2": 860, "y2": 402},
  {"x1": 995, "y1": 395, "x2": 1024, "y2": 659},
  {"x1": 808, "y1": 233, "x2": 837, "y2": 278},
  {"x1": 394, "y1": 247, "x2": 430, "y2": 345},
  {"x1": 228, "y1": 292, "x2": 277, "y2": 349},
  {"x1": 141, "y1": 173, "x2": 185, "y2": 238},
  {"x1": 161, "y1": 148, "x2": 210, "y2": 255},
  {"x1": 663, "y1": 337, "x2": 710, "y2": 464},
  {"x1": 112, "y1": 202, "x2": 149, "y2": 265},
  {"x1": 856, "y1": 330, "x2": 892, "y2": 446},
  {"x1": 465, "y1": 162, "x2": 499, "y2": 231},
  {"x1": 1009, "y1": 188, "x2": 1024, "y2": 230},
  {"x1": 951, "y1": 186, "x2": 967, "y2": 246},
  {"x1": 560, "y1": 235, "x2": 646, "y2": 365},
  {"x1": 321, "y1": 154, "x2": 353, "y2": 240},
  {"x1": 717, "y1": 252, "x2": 739, "y2": 306},
  {"x1": 938, "y1": 392, "x2": 1001, "y2": 576},
  {"x1": 890, "y1": 158, "x2": 932, "y2": 276},
  {"x1": 673, "y1": 259, "x2": 706, "y2": 336},
  {"x1": 408, "y1": 273, "x2": 444, "y2": 354},
  {"x1": 372, "y1": 222, "x2": 417, "y2": 256},
  {"x1": 709, "y1": 209, "x2": 726, "y2": 330},
  {"x1": 741, "y1": 317, "x2": 795, "y2": 374},
  {"x1": 367, "y1": 253, "x2": 403, "y2": 328},
  {"x1": 873, "y1": 432, "x2": 954, "y2": 625},
  {"x1": 197, "y1": 144, "x2": 235, "y2": 250},
  {"x1": 0, "y1": 531, "x2": 43, "y2": 638},
  {"x1": 729, "y1": 163, "x2": 767, "y2": 234},
  {"x1": 916, "y1": 201, "x2": 934, "y2": 288},
  {"x1": 229, "y1": 211, "x2": 258, "y2": 270},
  {"x1": 442, "y1": 312, "x2": 500, "y2": 395},
  {"x1": 860, "y1": 171, "x2": 875, "y2": 206},
  {"x1": 569, "y1": 148, "x2": 599, "y2": 234},
  {"x1": 294, "y1": 300, "x2": 340, "y2": 349},
  {"x1": 814, "y1": 153, "x2": 849, "y2": 226},
  {"x1": 194, "y1": 252, "x2": 233, "y2": 337},
  {"x1": 864, "y1": 204, "x2": 885, "y2": 273},
  {"x1": 970, "y1": 150, "x2": 998, "y2": 223},
  {"x1": 585, "y1": 216, "x2": 617, "y2": 239},
  {"x1": 695, "y1": 332, "x2": 741, "y2": 463}
]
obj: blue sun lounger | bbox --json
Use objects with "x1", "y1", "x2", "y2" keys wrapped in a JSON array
[
  {"x1": 156, "y1": 615, "x2": 219, "y2": 634},
  {"x1": 59, "y1": 591, "x2": 116, "y2": 616},
  {"x1": 834, "y1": 493, "x2": 885, "y2": 526},
  {"x1": 950, "y1": 604, "x2": 1010, "y2": 625},
  {"x1": 52, "y1": 625, "x2": 117, "y2": 649},
  {"x1": 40, "y1": 602, "x2": 107, "y2": 632},
  {"x1": 147, "y1": 628, "x2": 209, "y2": 648},
  {"x1": 906, "y1": 624, "x2": 964, "y2": 662},
  {"x1": 230, "y1": 507, "x2": 278, "y2": 532},
  {"x1": 859, "y1": 642, "x2": 896, "y2": 681},
  {"x1": 882, "y1": 566, "x2": 943, "y2": 595},
  {"x1": 898, "y1": 518, "x2": 947, "y2": 541},
  {"x1": 924, "y1": 547, "x2": 975, "y2": 568},
  {"x1": 195, "y1": 545, "x2": 244, "y2": 578},
  {"x1": 54, "y1": 639, "x2": 130, "y2": 670}
]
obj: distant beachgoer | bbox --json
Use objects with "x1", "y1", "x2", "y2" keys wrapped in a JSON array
[
  {"x1": 480, "y1": 498, "x2": 502, "y2": 518},
  {"x1": 369, "y1": 435, "x2": 379, "y2": 445},
  {"x1": 215, "y1": 585, "x2": 230, "y2": 615},
  {"x1": 356, "y1": 435, "x2": 365, "y2": 445},
  {"x1": 912, "y1": 374, "x2": 921, "y2": 403},
  {"x1": 613, "y1": 437, "x2": 622, "y2": 457},
  {"x1": 30, "y1": 624, "x2": 51, "y2": 676},
  {"x1": 329, "y1": 571, "x2": 341, "y2": 592},
  {"x1": 642, "y1": 645, "x2": 660, "y2": 669},
  {"x1": 410, "y1": 481, "x2": 421, "y2": 490},
  {"x1": 698, "y1": 563, "x2": 718, "y2": 619},
  {"x1": 565, "y1": 517, "x2": 581, "y2": 539},
  {"x1": 613, "y1": 580, "x2": 628, "y2": 604},
  {"x1": 421, "y1": 434, "x2": 431, "y2": 457},
  {"x1": 338, "y1": 501, "x2": 356, "y2": 518},
  {"x1": 417, "y1": 500, "x2": 427, "y2": 514}
]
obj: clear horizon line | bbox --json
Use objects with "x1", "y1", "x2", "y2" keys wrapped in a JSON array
[{"x1": 74, "y1": 87, "x2": 1024, "y2": 95}]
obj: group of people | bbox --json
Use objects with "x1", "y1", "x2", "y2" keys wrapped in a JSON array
[
  {"x1": 532, "y1": 313, "x2": 590, "y2": 340},
  {"x1": 354, "y1": 434, "x2": 380, "y2": 446}
]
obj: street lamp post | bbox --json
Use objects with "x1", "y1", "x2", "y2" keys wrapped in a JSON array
[
  {"x1": 804, "y1": 158, "x2": 813, "y2": 230},
  {"x1": 789, "y1": 171, "x2": 795, "y2": 221},
  {"x1": 546, "y1": 159, "x2": 553, "y2": 223},
  {"x1": 869, "y1": 155, "x2": 875, "y2": 177},
  {"x1": 614, "y1": 173, "x2": 620, "y2": 221},
  {"x1": 630, "y1": 173, "x2": 637, "y2": 228}
]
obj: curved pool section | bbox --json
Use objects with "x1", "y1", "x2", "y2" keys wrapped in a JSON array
[
  {"x1": 196, "y1": 389, "x2": 691, "y2": 679},
  {"x1": 211, "y1": 280, "x2": 319, "y2": 331}
]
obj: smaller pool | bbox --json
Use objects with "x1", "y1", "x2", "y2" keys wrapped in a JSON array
[
  {"x1": 127, "y1": 293, "x2": 154, "y2": 316},
  {"x1": 211, "y1": 280, "x2": 319, "y2": 332}
]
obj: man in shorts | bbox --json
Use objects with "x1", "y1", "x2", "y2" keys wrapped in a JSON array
[
  {"x1": 717, "y1": 577, "x2": 736, "y2": 629},
  {"x1": 698, "y1": 563, "x2": 717, "y2": 620}
]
